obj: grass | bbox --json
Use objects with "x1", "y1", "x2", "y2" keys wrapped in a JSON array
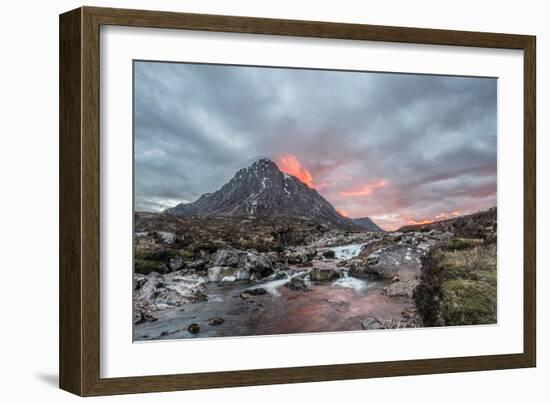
[
  {"x1": 134, "y1": 259, "x2": 168, "y2": 275},
  {"x1": 414, "y1": 239, "x2": 497, "y2": 326},
  {"x1": 442, "y1": 279, "x2": 497, "y2": 325},
  {"x1": 445, "y1": 237, "x2": 485, "y2": 251}
]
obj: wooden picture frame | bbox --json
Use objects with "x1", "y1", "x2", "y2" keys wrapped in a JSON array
[{"x1": 59, "y1": 6, "x2": 536, "y2": 396}]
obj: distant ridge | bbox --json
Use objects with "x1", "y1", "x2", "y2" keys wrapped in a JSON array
[{"x1": 398, "y1": 207, "x2": 497, "y2": 236}]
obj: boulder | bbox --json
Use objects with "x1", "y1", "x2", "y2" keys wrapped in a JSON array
[
  {"x1": 211, "y1": 249, "x2": 241, "y2": 267},
  {"x1": 240, "y1": 287, "x2": 268, "y2": 298},
  {"x1": 384, "y1": 279, "x2": 420, "y2": 297},
  {"x1": 134, "y1": 301, "x2": 158, "y2": 324},
  {"x1": 400, "y1": 233, "x2": 421, "y2": 246},
  {"x1": 209, "y1": 248, "x2": 274, "y2": 282},
  {"x1": 133, "y1": 271, "x2": 208, "y2": 315},
  {"x1": 158, "y1": 231, "x2": 176, "y2": 245},
  {"x1": 362, "y1": 245, "x2": 423, "y2": 280},
  {"x1": 186, "y1": 258, "x2": 208, "y2": 272},
  {"x1": 168, "y1": 256, "x2": 184, "y2": 271},
  {"x1": 361, "y1": 317, "x2": 383, "y2": 330},
  {"x1": 187, "y1": 323, "x2": 200, "y2": 334},
  {"x1": 321, "y1": 250, "x2": 336, "y2": 259},
  {"x1": 207, "y1": 266, "x2": 250, "y2": 282},
  {"x1": 348, "y1": 258, "x2": 371, "y2": 279},
  {"x1": 309, "y1": 267, "x2": 339, "y2": 281},
  {"x1": 284, "y1": 277, "x2": 310, "y2": 291},
  {"x1": 283, "y1": 246, "x2": 316, "y2": 264}
]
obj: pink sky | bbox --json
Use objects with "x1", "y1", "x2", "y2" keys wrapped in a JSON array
[{"x1": 275, "y1": 153, "x2": 495, "y2": 231}]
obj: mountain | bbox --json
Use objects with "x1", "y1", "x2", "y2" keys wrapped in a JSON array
[
  {"x1": 352, "y1": 217, "x2": 385, "y2": 232},
  {"x1": 165, "y1": 158, "x2": 358, "y2": 230}
]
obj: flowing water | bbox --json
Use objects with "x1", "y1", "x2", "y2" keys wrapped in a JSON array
[{"x1": 134, "y1": 243, "x2": 411, "y2": 341}]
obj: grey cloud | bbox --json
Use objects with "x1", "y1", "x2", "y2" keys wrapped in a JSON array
[{"x1": 133, "y1": 61, "x2": 496, "y2": 229}]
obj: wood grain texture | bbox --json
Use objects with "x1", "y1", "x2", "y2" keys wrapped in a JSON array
[
  {"x1": 523, "y1": 38, "x2": 537, "y2": 367},
  {"x1": 58, "y1": 6, "x2": 537, "y2": 396},
  {"x1": 59, "y1": 8, "x2": 82, "y2": 396}
]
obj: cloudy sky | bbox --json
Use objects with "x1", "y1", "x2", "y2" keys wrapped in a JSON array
[{"x1": 134, "y1": 61, "x2": 497, "y2": 230}]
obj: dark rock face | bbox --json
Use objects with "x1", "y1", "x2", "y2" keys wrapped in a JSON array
[
  {"x1": 165, "y1": 158, "x2": 358, "y2": 230},
  {"x1": 352, "y1": 217, "x2": 385, "y2": 232}
]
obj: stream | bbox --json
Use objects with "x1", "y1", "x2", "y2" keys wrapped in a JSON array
[{"x1": 134, "y1": 243, "x2": 413, "y2": 341}]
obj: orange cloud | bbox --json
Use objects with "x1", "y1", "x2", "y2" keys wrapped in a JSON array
[
  {"x1": 336, "y1": 208, "x2": 349, "y2": 217},
  {"x1": 434, "y1": 210, "x2": 465, "y2": 220},
  {"x1": 275, "y1": 154, "x2": 315, "y2": 188},
  {"x1": 406, "y1": 219, "x2": 434, "y2": 226},
  {"x1": 402, "y1": 210, "x2": 469, "y2": 228},
  {"x1": 340, "y1": 179, "x2": 386, "y2": 197}
]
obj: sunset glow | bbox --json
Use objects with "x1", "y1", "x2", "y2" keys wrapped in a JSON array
[
  {"x1": 275, "y1": 154, "x2": 315, "y2": 188},
  {"x1": 434, "y1": 210, "x2": 465, "y2": 220},
  {"x1": 340, "y1": 179, "x2": 386, "y2": 197},
  {"x1": 336, "y1": 208, "x2": 349, "y2": 217}
]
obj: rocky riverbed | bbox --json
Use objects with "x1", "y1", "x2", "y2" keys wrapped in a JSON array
[{"x1": 133, "y1": 216, "x2": 461, "y2": 340}]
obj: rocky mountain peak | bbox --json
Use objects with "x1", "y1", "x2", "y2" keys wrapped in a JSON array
[{"x1": 165, "y1": 158, "x2": 359, "y2": 230}]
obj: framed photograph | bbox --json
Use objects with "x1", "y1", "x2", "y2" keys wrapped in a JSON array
[{"x1": 59, "y1": 6, "x2": 536, "y2": 396}]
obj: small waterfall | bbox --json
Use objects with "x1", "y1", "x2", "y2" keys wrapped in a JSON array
[
  {"x1": 262, "y1": 269, "x2": 311, "y2": 297},
  {"x1": 332, "y1": 270, "x2": 371, "y2": 291},
  {"x1": 329, "y1": 243, "x2": 367, "y2": 260}
]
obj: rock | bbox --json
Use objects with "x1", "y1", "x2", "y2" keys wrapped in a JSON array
[
  {"x1": 284, "y1": 277, "x2": 310, "y2": 291},
  {"x1": 134, "y1": 277, "x2": 147, "y2": 291},
  {"x1": 321, "y1": 250, "x2": 336, "y2": 259},
  {"x1": 310, "y1": 231, "x2": 375, "y2": 248},
  {"x1": 361, "y1": 317, "x2": 383, "y2": 330},
  {"x1": 208, "y1": 248, "x2": 274, "y2": 282},
  {"x1": 363, "y1": 245, "x2": 423, "y2": 280},
  {"x1": 134, "y1": 301, "x2": 158, "y2": 324},
  {"x1": 384, "y1": 279, "x2": 420, "y2": 297},
  {"x1": 283, "y1": 246, "x2": 316, "y2": 264},
  {"x1": 367, "y1": 255, "x2": 379, "y2": 265},
  {"x1": 240, "y1": 287, "x2": 268, "y2": 298},
  {"x1": 400, "y1": 233, "x2": 420, "y2": 246},
  {"x1": 133, "y1": 271, "x2": 208, "y2": 314},
  {"x1": 310, "y1": 267, "x2": 339, "y2": 281},
  {"x1": 348, "y1": 259, "x2": 371, "y2": 279},
  {"x1": 385, "y1": 232, "x2": 403, "y2": 242},
  {"x1": 208, "y1": 266, "x2": 250, "y2": 282},
  {"x1": 211, "y1": 249, "x2": 240, "y2": 267},
  {"x1": 158, "y1": 231, "x2": 176, "y2": 244},
  {"x1": 392, "y1": 276, "x2": 400, "y2": 282},
  {"x1": 134, "y1": 259, "x2": 170, "y2": 275},
  {"x1": 267, "y1": 271, "x2": 289, "y2": 280},
  {"x1": 168, "y1": 256, "x2": 184, "y2": 271},
  {"x1": 208, "y1": 317, "x2": 225, "y2": 326},
  {"x1": 187, "y1": 323, "x2": 200, "y2": 334},
  {"x1": 186, "y1": 258, "x2": 208, "y2": 272}
]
